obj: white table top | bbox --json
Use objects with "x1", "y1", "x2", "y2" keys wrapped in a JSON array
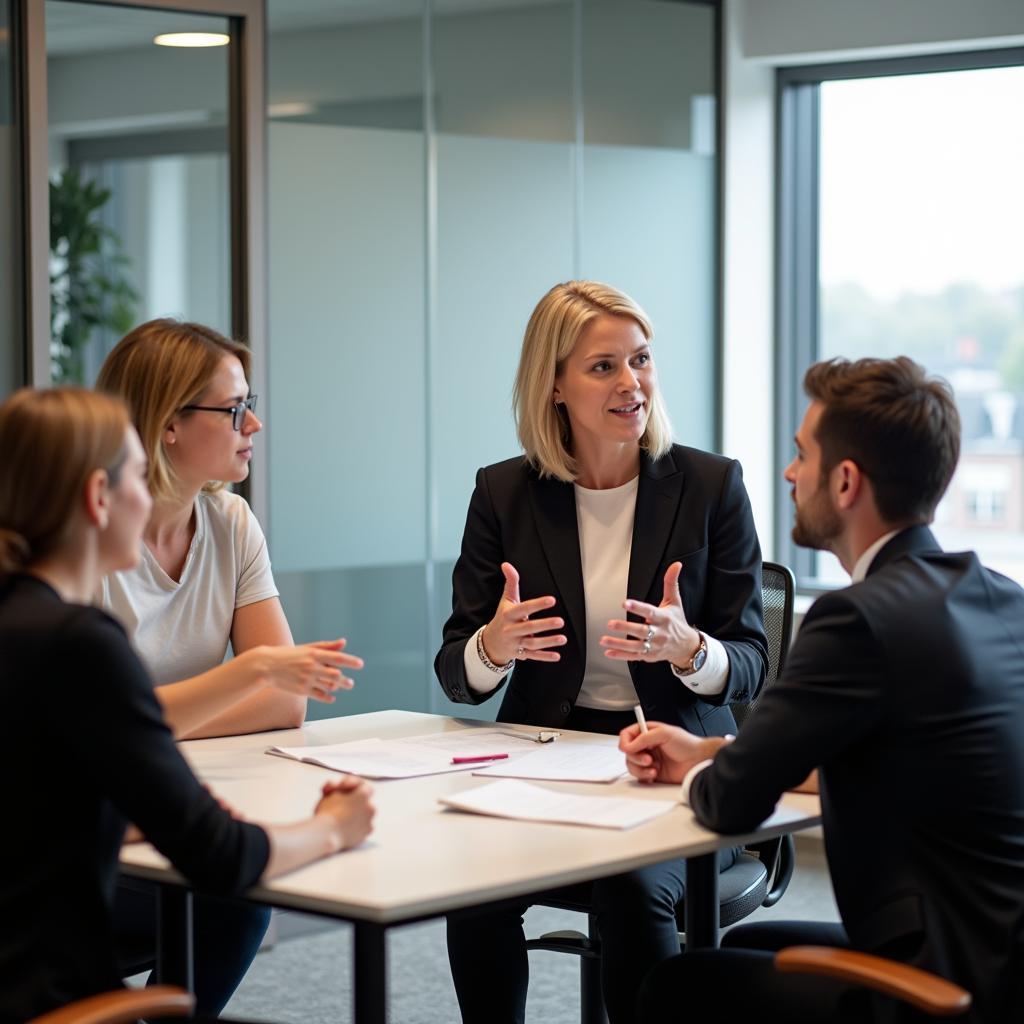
[{"x1": 121, "y1": 710, "x2": 821, "y2": 925}]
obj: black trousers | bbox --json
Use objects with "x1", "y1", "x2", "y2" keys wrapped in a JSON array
[
  {"x1": 446, "y1": 705, "x2": 738, "y2": 1024},
  {"x1": 638, "y1": 920, "x2": 918, "y2": 1024},
  {"x1": 114, "y1": 877, "x2": 271, "y2": 1018}
]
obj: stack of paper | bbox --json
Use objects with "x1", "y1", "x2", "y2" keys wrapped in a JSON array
[
  {"x1": 266, "y1": 728, "x2": 539, "y2": 780},
  {"x1": 440, "y1": 780, "x2": 677, "y2": 830},
  {"x1": 474, "y1": 739, "x2": 626, "y2": 783}
]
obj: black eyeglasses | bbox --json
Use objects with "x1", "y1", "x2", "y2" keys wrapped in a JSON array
[{"x1": 181, "y1": 394, "x2": 258, "y2": 431}]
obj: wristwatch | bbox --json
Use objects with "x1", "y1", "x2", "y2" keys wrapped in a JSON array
[{"x1": 674, "y1": 632, "x2": 707, "y2": 676}]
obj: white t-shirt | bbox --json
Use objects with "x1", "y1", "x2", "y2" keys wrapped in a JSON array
[{"x1": 101, "y1": 490, "x2": 279, "y2": 685}]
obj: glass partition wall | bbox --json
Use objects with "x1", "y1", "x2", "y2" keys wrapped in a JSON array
[
  {"x1": 267, "y1": 0, "x2": 721, "y2": 720},
  {"x1": 45, "y1": 1, "x2": 232, "y2": 385}
]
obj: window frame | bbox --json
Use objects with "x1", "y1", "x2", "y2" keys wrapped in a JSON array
[{"x1": 774, "y1": 46, "x2": 1024, "y2": 592}]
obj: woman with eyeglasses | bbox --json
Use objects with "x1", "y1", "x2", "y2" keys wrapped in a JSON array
[
  {"x1": 97, "y1": 319, "x2": 361, "y2": 739},
  {"x1": 96, "y1": 319, "x2": 364, "y2": 1015},
  {"x1": 0, "y1": 387, "x2": 374, "y2": 1023}
]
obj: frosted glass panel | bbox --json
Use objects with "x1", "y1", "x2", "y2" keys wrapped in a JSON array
[
  {"x1": 268, "y1": 121, "x2": 426, "y2": 572},
  {"x1": 277, "y1": 564, "x2": 430, "y2": 718},
  {"x1": 434, "y1": 133, "x2": 574, "y2": 560},
  {"x1": 582, "y1": 0, "x2": 716, "y2": 451},
  {"x1": 433, "y1": 1, "x2": 573, "y2": 141},
  {"x1": 582, "y1": 145, "x2": 715, "y2": 449},
  {"x1": 260, "y1": 0, "x2": 719, "y2": 721}
]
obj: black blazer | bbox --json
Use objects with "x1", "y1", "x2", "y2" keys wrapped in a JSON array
[
  {"x1": 435, "y1": 445, "x2": 768, "y2": 736},
  {"x1": 690, "y1": 526, "x2": 1024, "y2": 1023}
]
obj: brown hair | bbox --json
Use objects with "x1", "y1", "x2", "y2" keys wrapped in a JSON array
[
  {"x1": 0, "y1": 388, "x2": 130, "y2": 575},
  {"x1": 514, "y1": 281, "x2": 672, "y2": 481},
  {"x1": 96, "y1": 319, "x2": 251, "y2": 503},
  {"x1": 804, "y1": 356, "x2": 961, "y2": 524}
]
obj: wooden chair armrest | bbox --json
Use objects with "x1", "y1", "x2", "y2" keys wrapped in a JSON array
[
  {"x1": 30, "y1": 986, "x2": 194, "y2": 1024},
  {"x1": 775, "y1": 946, "x2": 971, "y2": 1017}
]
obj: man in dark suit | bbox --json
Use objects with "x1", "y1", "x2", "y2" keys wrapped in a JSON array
[{"x1": 622, "y1": 356, "x2": 1024, "y2": 1024}]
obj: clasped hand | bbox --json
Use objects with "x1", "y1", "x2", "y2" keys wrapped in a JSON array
[
  {"x1": 315, "y1": 774, "x2": 376, "y2": 851},
  {"x1": 600, "y1": 561, "x2": 701, "y2": 666}
]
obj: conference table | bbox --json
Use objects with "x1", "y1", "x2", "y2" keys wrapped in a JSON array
[{"x1": 120, "y1": 710, "x2": 822, "y2": 1024}]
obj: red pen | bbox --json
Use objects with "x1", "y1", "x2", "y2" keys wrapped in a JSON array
[{"x1": 451, "y1": 753, "x2": 509, "y2": 764}]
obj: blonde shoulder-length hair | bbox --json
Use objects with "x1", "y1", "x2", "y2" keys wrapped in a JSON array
[
  {"x1": 97, "y1": 319, "x2": 251, "y2": 504},
  {"x1": 513, "y1": 281, "x2": 673, "y2": 482}
]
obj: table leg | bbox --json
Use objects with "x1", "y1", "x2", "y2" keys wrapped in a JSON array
[
  {"x1": 684, "y1": 851, "x2": 720, "y2": 950},
  {"x1": 353, "y1": 922, "x2": 387, "y2": 1024},
  {"x1": 155, "y1": 886, "x2": 194, "y2": 990}
]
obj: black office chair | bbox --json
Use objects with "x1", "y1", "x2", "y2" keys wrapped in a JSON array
[{"x1": 526, "y1": 561, "x2": 798, "y2": 1024}]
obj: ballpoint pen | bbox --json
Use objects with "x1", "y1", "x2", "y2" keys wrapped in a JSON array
[{"x1": 451, "y1": 753, "x2": 510, "y2": 764}]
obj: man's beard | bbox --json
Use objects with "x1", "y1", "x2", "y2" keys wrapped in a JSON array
[{"x1": 791, "y1": 482, "x2": 842, "y2": 552}]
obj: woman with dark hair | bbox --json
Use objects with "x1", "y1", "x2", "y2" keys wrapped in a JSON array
[
  {"x1": 0, "y1": 387, "x2": 374, "y2": 1023},
  {"x1": 436, "y1": 281, "x2": 768, "y2": 1024}
]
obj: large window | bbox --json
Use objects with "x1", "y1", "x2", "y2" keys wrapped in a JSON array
[{"x1": 778, "y1": 51, "x2": 1024, "y2": 587}]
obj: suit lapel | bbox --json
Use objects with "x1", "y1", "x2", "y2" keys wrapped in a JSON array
[
  {"x1": 527, "y1": 473, "x2": 587, "y2": 651},
  {"x1": 627, "y1": 449, "x2": 686, "y2": 605}
]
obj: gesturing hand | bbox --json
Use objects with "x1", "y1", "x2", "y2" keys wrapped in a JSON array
[
  {"x1": 600, "y1": 561, "x2": 701, "y2": 666},
  {"x1": 481, "y1": 562, "x2": 567, "y2": 667},
  {"x1": 249, "y1": 639, "x2": 364, "y2": 703},
  {"x1": 315, "y1": 775, "x2": 376, "y2": 850},
  {"x1": 618, "y1": 721, "x2": 731, "y2": 785}
]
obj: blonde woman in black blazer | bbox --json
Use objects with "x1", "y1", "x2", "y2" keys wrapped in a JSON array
[{"x1": 435, "y1": 281, "x2": 768, "y2": 1024}]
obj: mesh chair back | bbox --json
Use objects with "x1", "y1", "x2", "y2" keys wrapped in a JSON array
[{"x1": 732, "y1": 560, "x2": 795, "y2": 727}]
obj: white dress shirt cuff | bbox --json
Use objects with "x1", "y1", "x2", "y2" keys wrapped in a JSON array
[
  {"x1": 670, "y1": 633, "x2": 729, "y2": 695},
  {"x1": 680, "y1": 760, "x2": 713, "y2": 806},
  {"x1": 464, "y1": 625, "x2": 507, "y2": 695}
]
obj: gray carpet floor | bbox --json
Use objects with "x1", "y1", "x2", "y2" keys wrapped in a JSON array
[{"x1": 221, "y1": 835, "x2": 839, "y2": 1023}]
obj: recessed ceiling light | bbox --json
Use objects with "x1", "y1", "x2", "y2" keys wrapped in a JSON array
[
  {"x1": 268, "y1": 102, "x2": 315, "y2": 118},
  {"x1": 153, "y1": 32, "x2": 229, "y2": 48}
]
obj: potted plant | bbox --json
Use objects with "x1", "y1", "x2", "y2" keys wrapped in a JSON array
[{"x1": 49, "y1": 167, "x2": 138, "y2": 383}]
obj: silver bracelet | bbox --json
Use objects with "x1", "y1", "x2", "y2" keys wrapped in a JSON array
[{"x1": 476, "y1": 628, "x2": 515, "y2": 675}]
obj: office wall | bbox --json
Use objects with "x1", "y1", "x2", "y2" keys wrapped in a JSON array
[
  {"x1": 741, "y1": 0, "x2": 1024, "y2": 64},
  {"x1": 28, "y1": 2, "x2": 720, "y2": 721},
  {"x1": 267, "y1": 0, "x2": 719, "y2": 721}
]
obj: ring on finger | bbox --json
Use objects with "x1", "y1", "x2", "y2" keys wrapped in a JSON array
[
  {"x1": 642, "y1": 639, "x2": 652, "y2": 655},
  {"x1": 645, "y1": 625, "x2": 655, "y2": 643},
  {"x1": 516, "y1": 646, "x2": 525, "y2": 658}
]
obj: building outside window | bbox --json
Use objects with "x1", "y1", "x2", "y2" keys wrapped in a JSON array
[{"x1": 778, "y1": 53, "x2": 1024, "y2": 587}]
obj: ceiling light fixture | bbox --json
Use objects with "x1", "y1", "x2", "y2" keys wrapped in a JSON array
[{"x1": 153, "y1": 32, "x2": 229, "y2": 48}]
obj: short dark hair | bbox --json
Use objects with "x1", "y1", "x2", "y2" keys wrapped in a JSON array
[{"x1": 804, "y1": 356, "x2": 960, "y2": 525}]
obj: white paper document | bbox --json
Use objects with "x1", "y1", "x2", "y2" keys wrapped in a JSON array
[
  {"x1": 440, "y1": 780, "x2": 677, "y2": 830},
  {"x1": 266, "y1": 729, "x2": 540, "y2": 780},
  {"x1": 404, "y1": 729, "x2": 541, "y2": 756},
  {"x1": 474, "y1": 739, "x2": 627, "y2": 783}
]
